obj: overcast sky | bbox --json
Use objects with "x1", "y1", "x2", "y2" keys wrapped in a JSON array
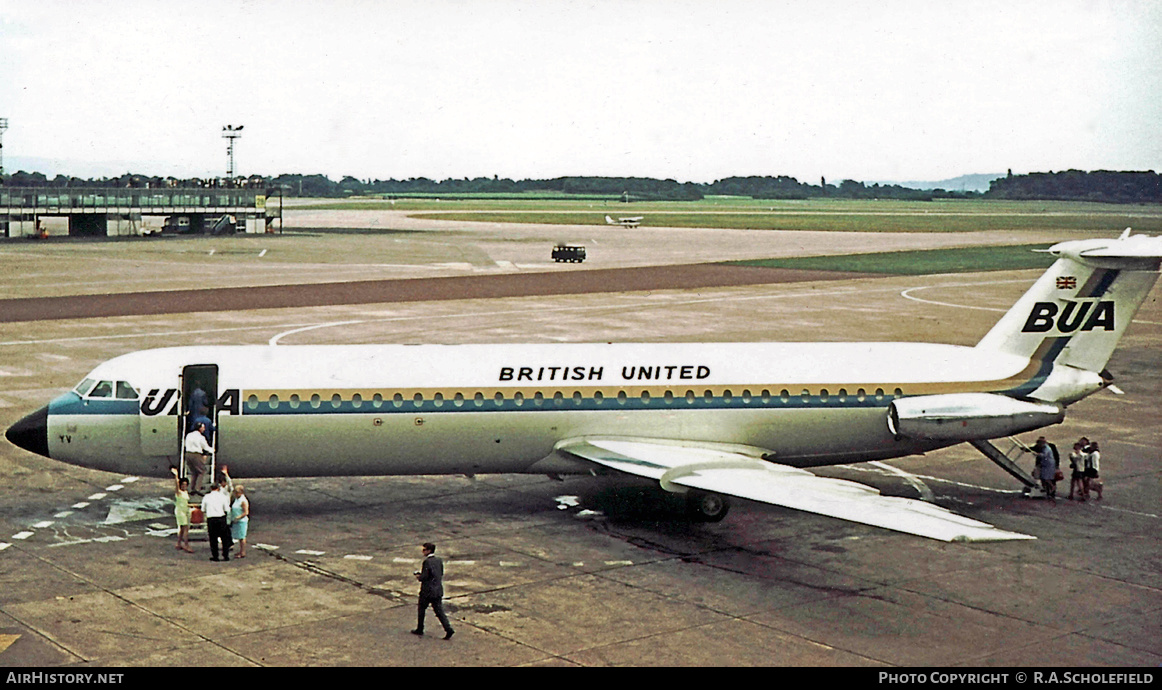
[{"x1": 1, "y1": 0, "x2": 1159, "y2": 184}]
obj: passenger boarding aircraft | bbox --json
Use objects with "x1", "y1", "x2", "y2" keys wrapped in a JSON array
[
  {"x1": 605, "y1": 215, "x2": 643, "y2": 228},
  {"x1": 8, "y1": 232, "x2": 1161, "y2": 542}
]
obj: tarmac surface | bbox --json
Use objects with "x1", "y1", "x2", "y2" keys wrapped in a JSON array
[{"x1": 0, "y1": 215, "x2": 1159, "y2": 668}]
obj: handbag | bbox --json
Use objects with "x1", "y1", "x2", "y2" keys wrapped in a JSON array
[{"x1": 1054, "y1": 469, "x2": 1064, "y2": 481}]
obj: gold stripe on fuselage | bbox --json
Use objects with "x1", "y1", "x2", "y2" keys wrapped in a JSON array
[{"x1": 240, "y1": 362, "x2": 1050, "y2": 409}]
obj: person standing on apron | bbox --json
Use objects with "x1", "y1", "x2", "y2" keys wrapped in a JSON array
[
  {"x1": 1084, "y1": 441, "x2": 1103, "y2": 500},
  {"x1": 170, "y1": 467, "x2": 194, "y2": 553},
  {"x1": 411, "y1": 542, "x2": 454, "y2": 640},
  {"x1": 230, "y1": 483, "x2": 250, "y2": 558},
  {"x1": 202, "y1": 480, "x2": 233, "y2": 561}
]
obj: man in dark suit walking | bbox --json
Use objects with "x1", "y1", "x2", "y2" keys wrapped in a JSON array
[{"x1": 412, "y1": 542, "x2": 454, "y2": 640}]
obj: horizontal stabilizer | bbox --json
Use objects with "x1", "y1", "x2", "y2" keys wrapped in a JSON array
[
  {"x1": 557, "y1": 437, "x2": 1035, "y2": 543},
  {"x1": 1053, "y1": 231, "x2": 1162, "y2": 267}
]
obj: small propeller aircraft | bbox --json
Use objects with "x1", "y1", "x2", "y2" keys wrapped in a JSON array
[{"x1": 605, "y1": 215, "x2": 643, "y2": 228}]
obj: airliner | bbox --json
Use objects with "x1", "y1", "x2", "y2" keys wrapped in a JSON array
[
  {"x1": 7, "y1": 232, "x2": 1160, "y2": 542},
  {"x1": 605, "y1": 215, "x2": 643, "y2": 228}
]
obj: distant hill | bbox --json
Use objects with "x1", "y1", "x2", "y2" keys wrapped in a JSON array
[{"x1": 874, "y1": 173, "x2": 1005, "y2": 193}]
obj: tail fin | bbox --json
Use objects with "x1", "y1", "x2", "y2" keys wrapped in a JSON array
[
  {"x1": 977, "y1": 230, "x2": 1162, "y2": 374},
  {"x1": 605, "y1": 215, "x2": 616, "y2": 225}
]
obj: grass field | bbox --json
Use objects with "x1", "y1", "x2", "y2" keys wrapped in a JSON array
[
  {"x1": 727, "y1": 243, "x2": 1057, "y2": 274},
  {"x1": 295, "y1": 197, "x2": 1162, "y2": 234},
  {"x1": 416, "y1": 211, "x2": 1162, "y2": 233}
]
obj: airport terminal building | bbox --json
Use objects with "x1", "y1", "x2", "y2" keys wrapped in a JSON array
[{"x1": 0, "y1": 187, "x2": 280, "y2": 238}]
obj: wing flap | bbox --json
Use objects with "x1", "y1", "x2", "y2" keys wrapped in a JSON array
[{"x1": 557, "y1": 437, "x2": 1035, "y2": 543}]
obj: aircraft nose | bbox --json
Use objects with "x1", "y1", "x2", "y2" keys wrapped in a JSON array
[{"x1": 6, "y1": 405, "x2": 50, "y2": 458}]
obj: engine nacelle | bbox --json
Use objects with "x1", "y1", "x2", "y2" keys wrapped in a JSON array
[{"x1": 887, "y1": 393, "x2": 1064, "y2": 442}]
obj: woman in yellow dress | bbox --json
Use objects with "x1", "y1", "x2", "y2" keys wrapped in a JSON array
[{"x1": 170, "y1": 467, "x2": 194, "y2": 553}]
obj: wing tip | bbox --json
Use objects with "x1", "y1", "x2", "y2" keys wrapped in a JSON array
[{"x1": 951, "y1": 531, "x2": 1037, "y2": 543}]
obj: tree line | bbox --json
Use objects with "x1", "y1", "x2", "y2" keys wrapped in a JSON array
[
  {"x1": 986, "y1": 170, "x2": 1161, "y2": 204},
  {"x1": 271, "y1": 174, "x2": 976, "y2": 201},
  {"x1": 2, "y1": 169, "x2": 1159, "y2": 204}
]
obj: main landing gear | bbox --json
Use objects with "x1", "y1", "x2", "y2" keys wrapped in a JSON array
[{"x1": 685, "y1": 491, "x2": 731, "y2": 522}]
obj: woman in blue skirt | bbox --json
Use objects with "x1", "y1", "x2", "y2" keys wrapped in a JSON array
[{"x1": 230, "y1": 483, "x2": 250, "y2": 558}]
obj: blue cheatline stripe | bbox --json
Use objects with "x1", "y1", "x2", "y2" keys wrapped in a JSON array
[
  {"x1": 1001, "y1": 337, "x2": 1069, "y2": 399},
  {"x1": 238, "y1": 391, "x2": 899, "y2": 416}
]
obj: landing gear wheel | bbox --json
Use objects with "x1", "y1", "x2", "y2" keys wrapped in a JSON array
[{"x1": 686, "y1": 491, "x2": 730, "y2": 522}]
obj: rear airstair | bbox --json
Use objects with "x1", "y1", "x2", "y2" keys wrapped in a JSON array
[{"x1": 969, "y1": 437, "x2": 1047, "y2": 497}]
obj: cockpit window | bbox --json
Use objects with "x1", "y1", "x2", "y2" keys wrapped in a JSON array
[
  {"x1": 89, "y1": 381, "x2": 114, "y2": 398},
  {"x1": 74, "y1": 378, "x2": 96, "y2": 396},
  {"x1": 115, "y1": 382, "x2": 139, "y2": 400}
]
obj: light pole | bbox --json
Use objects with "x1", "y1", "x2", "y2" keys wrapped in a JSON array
[{"x1": 222, "y1": 124, "x2": 243, "y2": 182}]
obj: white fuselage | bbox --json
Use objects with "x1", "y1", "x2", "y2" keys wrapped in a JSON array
[{"x1": 43, "y1": 341, "x2": 1098, "y2": 478}]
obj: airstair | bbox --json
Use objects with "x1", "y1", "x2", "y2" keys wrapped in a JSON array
[
  {"x1": 208, "y1": 214, "x2": 238, "y2": 235},
  {"x1": 179, "y1": 411, "x2": 217, "y2": 540},
  {"x1": 178, "y1": 364, "x2": 220, "y2": 535},
  {"x1": 969, "y1": 437, "x2": 1047, "y2": 497}
]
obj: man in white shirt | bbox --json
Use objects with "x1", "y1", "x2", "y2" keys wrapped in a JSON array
[
  {"x1": 183, "y1": 422, "x2": 213, "y2": 494},
  {"x1": 201, "y1": 480, "x2": 233, "y2": 561}
]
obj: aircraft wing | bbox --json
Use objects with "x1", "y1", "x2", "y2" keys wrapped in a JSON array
[{"x1": 556, "y1": 437, "x2": 1035, "y2": 543}]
